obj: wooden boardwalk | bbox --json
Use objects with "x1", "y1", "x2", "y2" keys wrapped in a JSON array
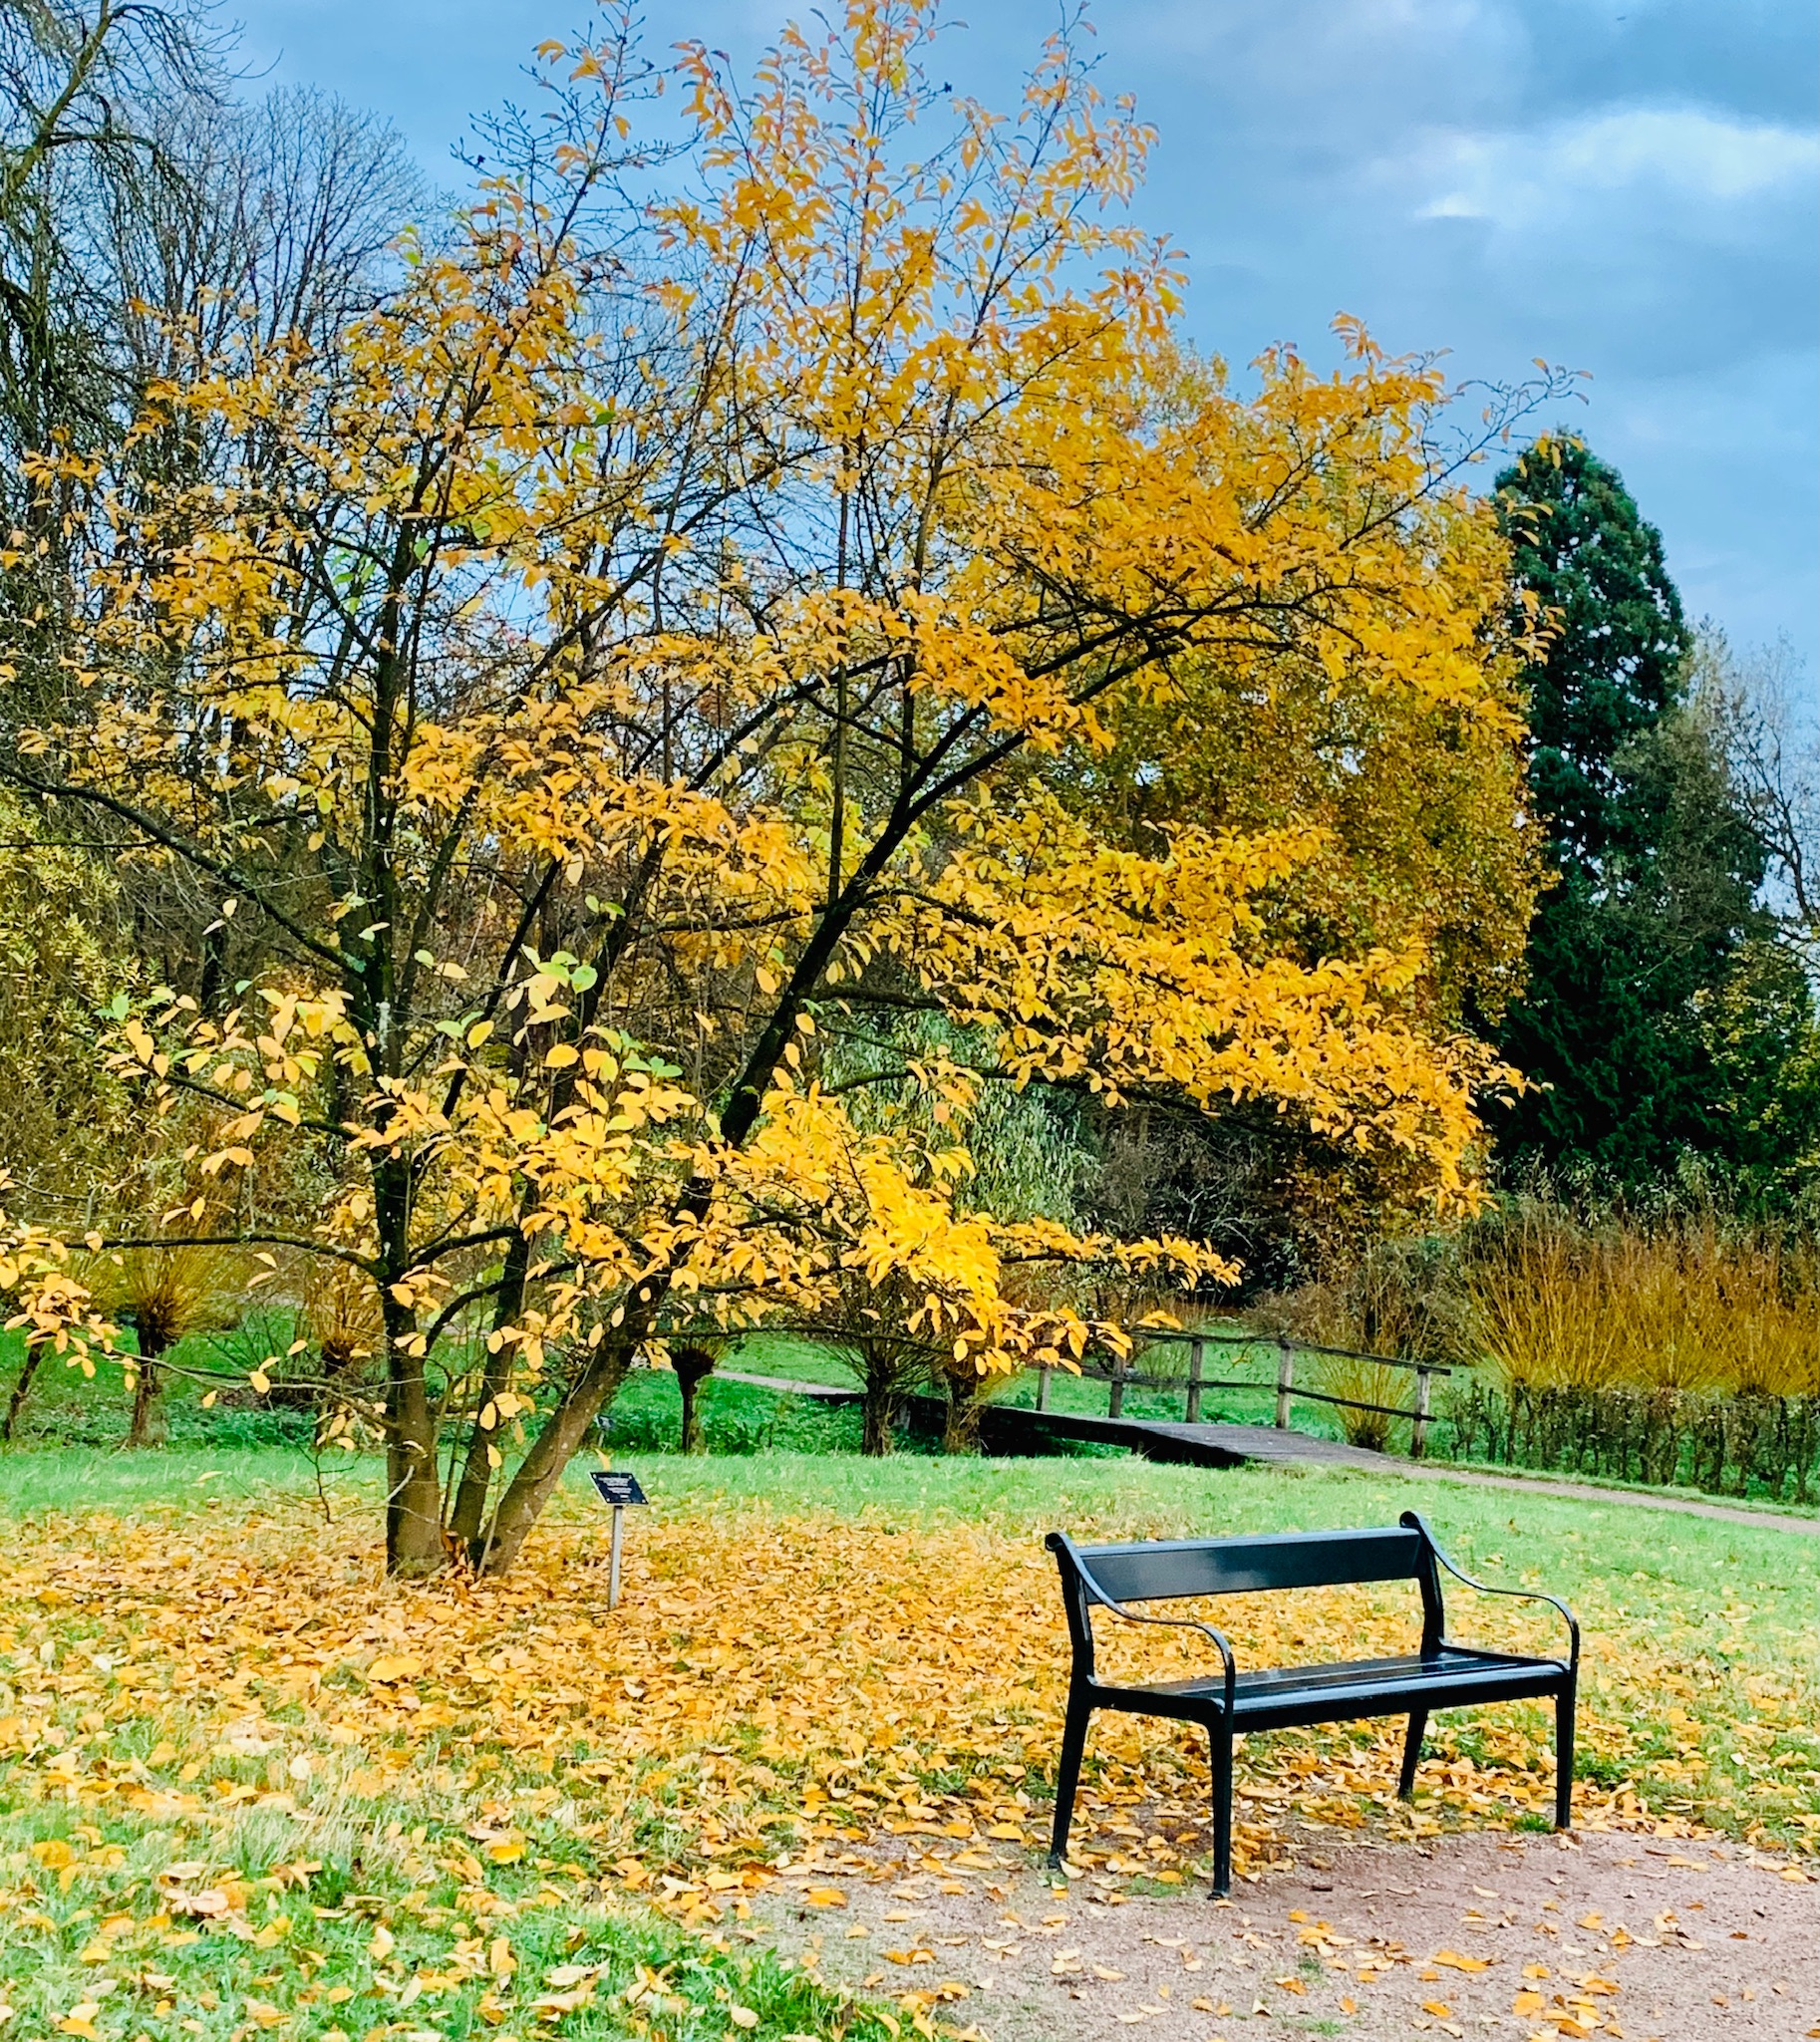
[
  {"x1": 717, "y1": 1369, "x2": 1394, "y2": 1471},
  {"x1": 714, "y1": 1367, "x2": 1820, "y2": 1528},
  {"x1": 719, "y1": 1369, "x2": 861, "y2": 1401},
  {"x1": 959, "y1": 1398, "x2": 1396, "y2": 1470}
]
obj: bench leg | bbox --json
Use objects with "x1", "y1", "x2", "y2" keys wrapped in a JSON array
[
  {"x1": 1049, "y1": 1688, "x2": 1090, "y2": 1868},
  {"x1": 1209, "y1": 1722, "x2": 1234, "y2": 1897},
  {"x1": 1555, "y1": 1680, "x2": 1576, "y2": 1830},
  {"x1": 1398, "y1": 1709, "x2": 1428, "y2": 1800}
]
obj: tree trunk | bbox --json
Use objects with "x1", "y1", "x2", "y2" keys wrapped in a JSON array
[
  {"x1": 460, "y1": 830, "x2": 877, "y2": 1573},
  {"x1": 473, "y1": 1333, "x2": 637, "y2": 1576},
  {"x1": 672, "y1": 1345, "x2": 716, "y2": 1454},
  {"x1": 861, "y1": 1343, "x2": 897, "y2": 1456},
  {"x1": 942, "y1": 1369, "x2": 983, "y2": 1455},
  {"x1": 2, "y1": 1342, "x2": 45, "y2": 1440},
  {"x1": 127, "y1": 1326, "x2": 170, "y2": 1448},
  {"x1": 380, "y1": 1284, "x2": 445, "y2": 1577},
  {"x1": 448, "y1": 1228, "x2": 530, "y2": 1548},
  {"x1": 361, "y1": 1138, "x2": 445, "y2": 1575}
]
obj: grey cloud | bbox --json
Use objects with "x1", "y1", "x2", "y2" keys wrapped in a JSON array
[
  {"x1": 1073, "y1": 0, "x2": 1818, "y2": 661},
  {"x1": 232, "y1": 0, "x2": 1820, "y2": 666}
]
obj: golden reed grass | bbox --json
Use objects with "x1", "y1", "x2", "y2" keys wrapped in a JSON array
[{"x1": 1467, "y1": 1207, "x2": 1820, "y2": 1399}]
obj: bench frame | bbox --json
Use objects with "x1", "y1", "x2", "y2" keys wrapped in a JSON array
[{"x1": 1046, "y1": 1510, "x2": 1578, "y2": 1895}]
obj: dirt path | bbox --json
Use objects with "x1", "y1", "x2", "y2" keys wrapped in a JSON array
[
  {"x1": 750, "y1": 1827, "x2": 1818, "y2": 2042},
  {"x1": 1395, "y1": 1465, "x2": 1820, "y2": 1537}
]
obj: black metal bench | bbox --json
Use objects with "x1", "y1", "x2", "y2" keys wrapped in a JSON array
[{"x1": 1046, "y1": 1510, "x2": 1578, "y2": 1895}]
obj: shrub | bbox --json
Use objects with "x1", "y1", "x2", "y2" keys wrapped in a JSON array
[
  {"x1": 1463, "y1": 1200, "x2": 1820, "y2": 1398},
  {"x1": 1250, "y1": 1235, "x2": 1473, "y2": 1448},
  {"x1": 1443, "y1": 1193, "x2": 1820, "y2": 1500},
  {"x1": 1445, "y1": 1379, "x2": 1820, "y2": 1503},
  {"x1": 86, "y1": 1240, "x2": 249, "y2": 1445}
]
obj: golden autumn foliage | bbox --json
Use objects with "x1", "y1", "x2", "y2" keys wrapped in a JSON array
[{"x1": 0, "y1": 0, "x2": 1556, "y2": 1573}]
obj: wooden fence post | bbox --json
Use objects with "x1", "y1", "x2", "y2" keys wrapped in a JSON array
[
  {"x1": 1275, "y1": 1337, "x2": 1295, "y2": 1430},
  {"x1": 1412, "y1": 1367, "x2": 1432, "y2": 1459},
  {"x1": 1036, "y1": 1364, "x2": 1051, "y2": 1413},
  {"x1": 1186, "y1": 1337, "x2": 1205, "y2": 1424},
  {"x1": 1108, "y1": 1350, "x2": 1126, "y2": 1418}
]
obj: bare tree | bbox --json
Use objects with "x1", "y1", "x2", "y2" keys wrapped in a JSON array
[
  {"x1": 4, "y1": 28, "x2": 424, "y2": 1005},
  {"x1": 2, "y1": 11, "x2": 419, "y2": 599},
  {"x1": 112, "y1": 83, "x2": 423, "y2": 379},
  {"x1": 1701, "y1": 627, "x2": 1820, "y2": 948},
  {"x1": 0, "y1": 3, "x2": 222, "y2": 485}
]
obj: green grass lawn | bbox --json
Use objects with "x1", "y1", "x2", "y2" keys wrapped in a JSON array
[
  {"x1": 1, "y1": 1429, "x2": 1815, "y2": 2042},
  {"x1": 1, "y1": 1328, "x2": 869, "y2": 1459},
  {"x1": 23, "y1": 1323, "x2": 1814, "y2": 1509},
  {"x1": 990, "y1": 1336, "x2": 1348, "y2": 1434},
  {"x1": 714, "y1": 1327, "x2": 1365, "y2": 1444}
]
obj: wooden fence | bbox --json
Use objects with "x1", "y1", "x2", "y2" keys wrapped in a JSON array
[{"x1": 1032, "y1": 1327, "x2": 1455, "y2": 1457}]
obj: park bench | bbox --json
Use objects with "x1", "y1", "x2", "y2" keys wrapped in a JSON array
[{"x1": 1046, "y1": 1510, "x2": 1578, "y2": 1895}]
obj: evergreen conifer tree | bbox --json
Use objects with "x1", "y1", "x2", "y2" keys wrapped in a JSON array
[{"x1": 1494, "y1": 438, "x2": 1794, "y2": 1184}]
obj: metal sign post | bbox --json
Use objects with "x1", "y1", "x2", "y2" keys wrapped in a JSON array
[{"x1": 589, "y1": 1469, "x2": 648, "y2": 1610}]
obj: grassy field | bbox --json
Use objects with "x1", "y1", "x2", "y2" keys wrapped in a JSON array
[
  {"x1": 1, "y1": 1330, "x2": 865, "y2": 1459},
  {"x1": 1, "y1": 1325, "x2": 1357, "y2": 1455},
  {"x1": 2, "y1": 1436, "x2": 1817, "y2": 2042},
  {"x1": 3, "y1": 1340, "x2": 1817, "y2": 2042},
  {"x1": 720, "y1": 1330, "x2": 1354, "y2": 1439}
]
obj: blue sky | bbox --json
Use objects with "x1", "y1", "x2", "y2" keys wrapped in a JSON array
[{"x1": 233, "y1": 0, "x2": 1819, "y2": 677}]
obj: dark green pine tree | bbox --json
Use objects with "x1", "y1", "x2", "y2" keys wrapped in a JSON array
[
  {"x1": 1501, "y1": 437, "x2": 1689, "y2": 866},
  {"x1": 1494, "y1": 437, "x2": 1797, "y2": 1186}
]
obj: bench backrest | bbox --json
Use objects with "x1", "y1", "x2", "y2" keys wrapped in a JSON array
[{"x1": 1047, "y1": 1526, "x2": 1443, "y2": 1671}]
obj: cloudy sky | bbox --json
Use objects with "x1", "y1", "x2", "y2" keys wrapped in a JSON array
[{"x1": 233, "y1": 0, "x2": 1819, "y2": 676}]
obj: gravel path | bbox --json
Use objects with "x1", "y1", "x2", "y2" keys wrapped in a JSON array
[
  {"x1": 751, "y1": 1827, "x2": 1818, "y2": 2041},
  {"x1": 1395, "y1": 1466, "x2": 1820, "y2": 1537}
]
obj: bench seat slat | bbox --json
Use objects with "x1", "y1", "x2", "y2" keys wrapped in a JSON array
[
  {"x1": 1091, "y1": 1646, "x2": 1561, "y2": 1707},
  {"x1": 1230, "y1": 1645, "x2": 1553, "y2": 1696},
  {"x1": 1100, "y1": 1647, "x2": 1565, "y2": 1728}
]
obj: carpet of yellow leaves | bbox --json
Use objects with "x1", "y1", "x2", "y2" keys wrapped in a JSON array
[{"x1": 5, "y1": 1490, "x2": 1802, "y2": 1932}]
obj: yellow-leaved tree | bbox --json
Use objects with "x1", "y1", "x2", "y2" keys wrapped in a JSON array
[{"x1": 1, "y1": 0, "x2": 1553, "y2": 1574}]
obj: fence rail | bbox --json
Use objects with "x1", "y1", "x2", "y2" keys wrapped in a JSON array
[
  {"x1": 1116, "y1": 1323, "x2": 1451, "y2": 1374},
  {"x1": 1035, "y1": 1327, "x2": 1456, "y2": 1457}
]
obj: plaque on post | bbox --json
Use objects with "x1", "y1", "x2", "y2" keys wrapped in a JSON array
[{"x1": 590, "y1": 1469, "x2": 648, "y2": 1608}]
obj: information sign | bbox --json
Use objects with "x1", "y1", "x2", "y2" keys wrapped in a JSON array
[
  {"x1": 591, "y1": 1468, "x2": 647, "y2": 1608},
  {"x1": 590, "y1": 1470, "x2": 649, "y2": 1508}
]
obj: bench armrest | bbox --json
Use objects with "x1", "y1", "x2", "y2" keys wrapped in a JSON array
[
  {"x1": 1068, "y1": 1549, "x2": 1237, "y2": 1715},
  {"x1": 1400, "y1": 1510, "x2": 1580, "y2": 1672}
]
